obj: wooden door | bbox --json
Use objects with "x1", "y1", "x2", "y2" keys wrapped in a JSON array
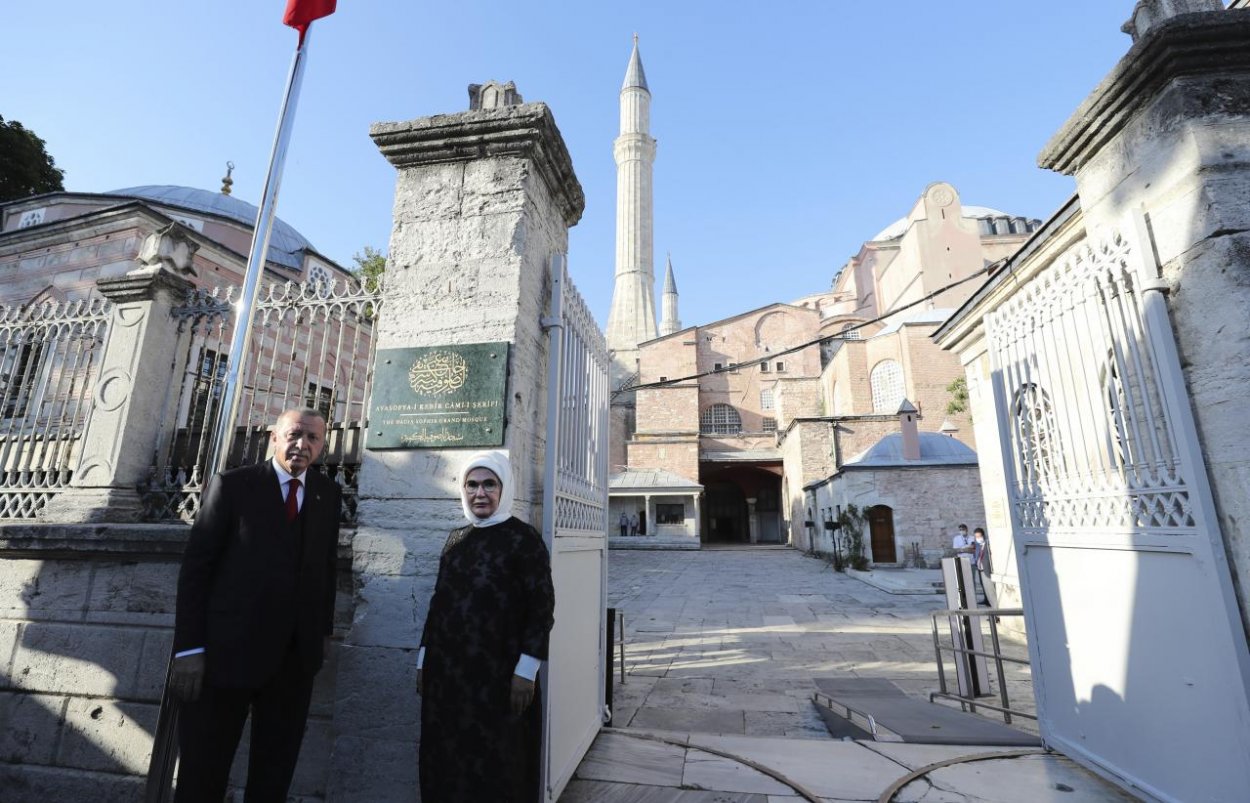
[{"x1": 867, "y1": 505, "x2": 897, "y2": 563}]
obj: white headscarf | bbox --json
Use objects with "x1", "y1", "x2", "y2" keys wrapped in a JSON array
[{"x1": 458, "y1": 449, "x2": 514, "y2": 528}]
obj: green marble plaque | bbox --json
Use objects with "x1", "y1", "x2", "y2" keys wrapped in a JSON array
[{"x1": 367, "y1": 342, "x2": 509, "y2": 449}]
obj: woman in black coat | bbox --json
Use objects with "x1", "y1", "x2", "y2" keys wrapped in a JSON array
[{"x1": 416, "y1": 450, "x2": 556, "y2": 802}]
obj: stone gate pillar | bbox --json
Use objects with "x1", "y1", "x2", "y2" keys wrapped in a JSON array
[
  {"x1": 326, "y1": 96, "x2": 584, "y2": 801},
  {"x1": 42, "y1": 261, "x2": 192, "y2": 523}
]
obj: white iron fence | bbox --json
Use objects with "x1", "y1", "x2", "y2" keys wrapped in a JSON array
[
  {"x1": 141, "y1": 278, "x2": 382, "y2": 524},
  {"x1": 0, "y1": 298, "x2": 112, "y2": 518},
  {"x1": 540, "y1": 254, "x2": 611, "y2": 802}
]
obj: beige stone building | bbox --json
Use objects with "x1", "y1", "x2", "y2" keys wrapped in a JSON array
[{"x1": 611, "y1": 171, "x2": 1040, "y2": 552}]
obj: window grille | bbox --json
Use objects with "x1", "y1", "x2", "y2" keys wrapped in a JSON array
[
  {"x1": 870, "y1": 359, "x2": 905, "y2": 412},
  {"x1": 700, "y1": 403, "x2": 742, "y2": 434},
  {"x1": 760, "y1": 362, "x2": 770, "y2": 372},
  {"x1": 762, "y1": 417, "x2": 777, "y2": 432},
  {"x1": 656, "y1": 503, "x2": 684, "y2": 524},
  {"x1": 760, "y1": 388, "x2": 775, "y2": 410},
  {"x1": 775, "y1": 361, "x2": 786, "y2": 372}
]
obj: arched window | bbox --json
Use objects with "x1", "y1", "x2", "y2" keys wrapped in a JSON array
[
  {"x1": 870, "y1": 360, "x2": 904, "y2": 412},
  {"x1": 700, "y1": 403, "x2": 742, "y2": 434}
]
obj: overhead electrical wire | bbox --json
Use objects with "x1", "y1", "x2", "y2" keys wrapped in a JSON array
[{"x1": 613, "y1": 260, "x2": 1005, "y2": 398}]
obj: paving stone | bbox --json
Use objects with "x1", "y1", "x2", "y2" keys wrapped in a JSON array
[{"x1": 0, "y1": 691, "x2": 64, "y2": 765}]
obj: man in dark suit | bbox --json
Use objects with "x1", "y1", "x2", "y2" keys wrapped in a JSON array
[{"x1": 170, "y1": 408, "x2": 340, "y2": 802}]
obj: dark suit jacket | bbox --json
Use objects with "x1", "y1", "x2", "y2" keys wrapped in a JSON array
[{"x1": 173, "y1": 461, "x2": 340, "y2": 689}]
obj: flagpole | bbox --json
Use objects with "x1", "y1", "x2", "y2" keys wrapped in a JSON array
[{"x1": 207, "y1": 27, "x2": 314, "y2": 477}]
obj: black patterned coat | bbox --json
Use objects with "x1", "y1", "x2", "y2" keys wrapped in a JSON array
[{"x1": 419, "y1": 516, "x2": 555, "y2": 802}]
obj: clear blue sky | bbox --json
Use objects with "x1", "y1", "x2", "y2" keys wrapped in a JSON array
[{"x1": 4, "y1": 1, "x2": 1135, "y2": 328}]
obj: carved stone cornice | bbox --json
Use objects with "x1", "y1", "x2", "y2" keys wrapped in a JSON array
[
  {"x1": 371, "y1": 102, "x2": 586, "y2": 227},
  {"x1": 95, "y1": 265, "x2": 195, "y2": 303},
  {"x1": 1039, "y1": 9, "x2": 1250, "y2": 175}
]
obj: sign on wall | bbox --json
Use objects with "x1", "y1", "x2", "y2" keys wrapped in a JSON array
[{"x1": 367, "y1": 342, "x2": 509, "y2": 449}]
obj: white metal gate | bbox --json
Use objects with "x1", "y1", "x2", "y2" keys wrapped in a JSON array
[
  {"x1": 984, "y1": 215, "x2": 1250, "y2": 802},
  {"x1": 539, "y1": 254, "x2": 610, "y2": 802}
]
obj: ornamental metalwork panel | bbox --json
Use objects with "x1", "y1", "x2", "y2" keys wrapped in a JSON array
[
  {"x1": 142, "y1": 277, "x2": 382, "y2": 524},
  {"x1": 984, "y1": 231, "x2": 1191, "y2": 536},
  {"x1": 549, "y1": 262, "x2": 610, "y2": 536},
  {"x1": 0, "y1": 298, "x2": 112, "y2": 519}
]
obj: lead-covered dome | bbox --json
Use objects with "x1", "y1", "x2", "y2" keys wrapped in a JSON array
[{"x1": 106, "y1": 185, "x2": 314, "y2": 269}]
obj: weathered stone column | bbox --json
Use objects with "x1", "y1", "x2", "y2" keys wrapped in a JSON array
[
  {"x1": 1038, "y1": 7, "x2": 1250, "y2": 622},
  {"x1": 42, "y1": 263, "x2": 193, "y2": 523},
  {"x1": 326, "y1": 98, "x2": 583, "y2": 801}
]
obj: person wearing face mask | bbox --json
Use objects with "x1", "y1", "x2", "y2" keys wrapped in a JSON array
[
  {"x1": 416, "y1": 450, "x2": 556, "y2": 803},
  {"x1": 169, "y1": 408, "x2": 340, "y2": 802},
  {"x1": 972, "y1": 527, "x2": 997, "y2": 608}
]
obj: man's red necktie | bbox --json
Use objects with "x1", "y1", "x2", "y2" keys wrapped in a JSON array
[{"x1": 286, "y1": 477, "x2": 301, "y2": 522}]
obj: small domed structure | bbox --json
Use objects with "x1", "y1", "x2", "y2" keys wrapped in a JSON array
[
  {"x1": 106, "y1": 185, "x2": 315, "y2": 270},
  {"x1": 844, "y1": 432, "x2": 977, "y2": 467}
]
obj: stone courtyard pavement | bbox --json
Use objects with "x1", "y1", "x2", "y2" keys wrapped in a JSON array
[{"x1": 561, "y1": 547, "x2": 1136, "y2": 802}]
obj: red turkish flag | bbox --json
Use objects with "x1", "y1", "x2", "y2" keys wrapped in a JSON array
[{"x1": 283, "y1": 0, "x2": 336, "y2": 43}]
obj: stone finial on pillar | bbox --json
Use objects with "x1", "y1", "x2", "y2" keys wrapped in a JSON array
[
  {"x1": 136, "y1": 223, "x2": 200, "y2": 275},
  {"x1": 1122, "y1": 0, "x2": 1222, "y2": 41},
  {"x1": 468, "y1": 80, "x2": 524, "y2": 110}
]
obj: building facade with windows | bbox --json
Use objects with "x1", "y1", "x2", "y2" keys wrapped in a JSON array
[{"x1": 612, "y1": 178, "x2": 1040, "y2": 551}]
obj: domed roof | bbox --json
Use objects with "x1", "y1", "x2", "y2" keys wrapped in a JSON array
[
  {"x1": 871, "y1": 205, "x2": 1008, "y2": 243},
  {"x1": 106, "y1": 185, "x2": 314, "y2": 270},
  {"x1": 844, "y1": 432, "x2": 977, "y2": 468}
]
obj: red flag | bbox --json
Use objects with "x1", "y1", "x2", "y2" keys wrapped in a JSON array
[{"x1": 283, "y1": 0, "x2": 336, "y2": 43}]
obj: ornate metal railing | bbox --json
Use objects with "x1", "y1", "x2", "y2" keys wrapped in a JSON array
[
  {"x1": 0, "y1": 298, "x2": 113, "y2": 519},
  {"x1": 141, "y1": 278, "x2": 382, "y2": 524}
]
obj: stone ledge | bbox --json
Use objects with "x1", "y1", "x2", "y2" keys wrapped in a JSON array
[
  {"x1": 1040, "y1": 9, "x2": 1250, "y2": 174},
  {"x1": 609, "y1": 536, "x2": 700, "y2": 551},
  {"x1": 0, "y1": 523, "x2": 355, "y2": 565},
  {"x1": 371, "y1": 102, "x2": 585, "y2": 227}
]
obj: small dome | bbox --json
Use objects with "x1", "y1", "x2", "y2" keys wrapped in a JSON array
[
  {"x1": 845, "y1": 432, "x2": 977, "y2": 467},
  {"x1": 106, "y1": 185, "x2": 314, "y2": 270}
]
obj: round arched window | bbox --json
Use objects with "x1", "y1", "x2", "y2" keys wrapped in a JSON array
[{"x1": 700, "y1": 403, "x2": 742, "y2": 434}]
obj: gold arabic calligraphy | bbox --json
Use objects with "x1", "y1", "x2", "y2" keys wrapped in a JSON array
[{"x1": 408, "y1": 350, "x2": 468, "y2": 396}]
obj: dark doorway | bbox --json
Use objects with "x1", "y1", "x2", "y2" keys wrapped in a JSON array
[
  {"x1": 705, "y1": 482, "x2": 747, "y2": 543},
  {"x1": 867, "y1": 505, "x2": 897, "y2": 563},
  {"x1": 638, "y1": 509, "x2": 647, "y2": 536},
  {"x1": 756, "y1": 485, "x2": 781, "y2": 543}
]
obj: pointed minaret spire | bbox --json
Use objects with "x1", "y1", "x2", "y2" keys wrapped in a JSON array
[
  {"x1": 606, "y1": 34, "x2": 659, "y2": 384},
  {"x1": 660, "y1": 253, "x2": 680, "y2": 336},
  {"x1": 623, "y1": 33, "x2": 649, "y2": 91}
]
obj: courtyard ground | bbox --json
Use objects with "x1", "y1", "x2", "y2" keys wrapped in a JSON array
[{"x1": 561, "y1": 546, "x2": 1136, "y2": 803}]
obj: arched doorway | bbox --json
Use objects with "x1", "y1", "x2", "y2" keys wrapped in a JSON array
[
  {"x1": 705, "y1": 482, "x2": 747, "y2": 543},
  {"x1": 867, "y1": 505, "x2": 897, "y2": 563}
]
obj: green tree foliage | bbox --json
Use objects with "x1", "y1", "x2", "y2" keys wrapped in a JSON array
[
  {"x1": 840, "y1": 500, "x2": 870, "y2": 570},
  {"x1": 0, "y1": 116, "x2": 65, "y2": 202},
  {"x1": 945, "y1": 376, "x2": 968, "y2": 416},
  {"x1": 352, "y1": 246, "x2": 386, "y2": 289}
]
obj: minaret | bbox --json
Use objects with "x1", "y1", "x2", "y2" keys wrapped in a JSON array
[
  {"x1": 660, "y1": 253, "x2": 680, "y2": 336},
  {"x1": 605, "y1": 34, "x2": 658, "y2": 384}
]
